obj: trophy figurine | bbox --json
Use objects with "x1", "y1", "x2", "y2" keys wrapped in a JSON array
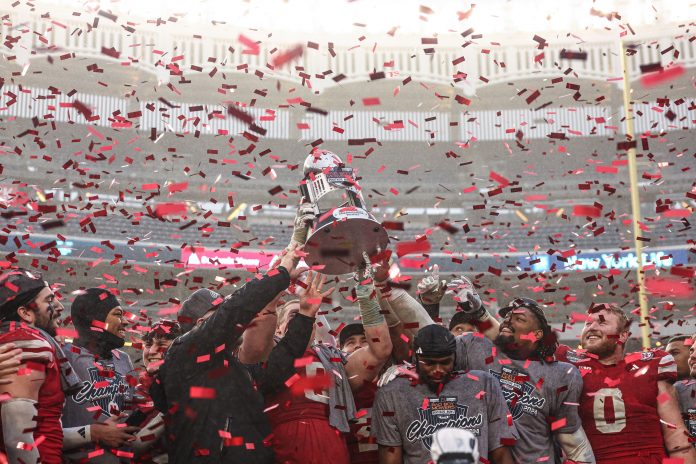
[{"x1": 299, "y1": 149, "x2": 389, "y2": 275}]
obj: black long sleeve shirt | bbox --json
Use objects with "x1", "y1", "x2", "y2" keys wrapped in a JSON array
[{"x1": 153, "y1": 268, "x2": 315, "y2": 463}]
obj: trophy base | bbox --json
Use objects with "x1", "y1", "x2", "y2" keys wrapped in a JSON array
[{"x1": 305, "y1": 209, "x2": 389, "y2": 275}]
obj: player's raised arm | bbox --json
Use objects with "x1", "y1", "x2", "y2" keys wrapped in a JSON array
[{"x1": 345, "y1": 270, "x2": 393, "y2": 390}]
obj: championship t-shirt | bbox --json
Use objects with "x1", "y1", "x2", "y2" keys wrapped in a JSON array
[
  {"x1": 455, "y1": 333, "x2": 583, "y2": 464},
  {"x1": 372, "y1": 370, "x2": 517, "y2": 464},
  {"x1": 674, "y1": 379, "x2": 696, "y2": 446},
  {"x1": 62, "y1": 343, "x2": 136, "y2": 463}
]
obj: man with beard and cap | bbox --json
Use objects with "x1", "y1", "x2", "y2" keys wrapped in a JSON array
[
  {"x1": 556, "y1": 304, "x2": 696, "y2": 463},
  {"x1": 675, "y1": 334, "x2": 696, "y2": 447},
  {"x1": 371, "y1": 324, "x2": 516, "y2": 464},
  {"x1": 0, "y1": 268, "x2": 81, "y2": 464},
  {"x1": 61, "y1": 288, "x2": 139, "y2": 463},
  {"x1": 457, "y1": 298, "x2": 594, "y2": 464}
]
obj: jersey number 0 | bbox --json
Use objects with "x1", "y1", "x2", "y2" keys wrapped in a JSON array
[{"x1": 592, "y1": 388, "x2": 627, "y2": 433}]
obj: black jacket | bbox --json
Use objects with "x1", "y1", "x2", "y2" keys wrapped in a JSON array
[{"x1": 152, "y1": 267, "x2": 315, "y2": 463}]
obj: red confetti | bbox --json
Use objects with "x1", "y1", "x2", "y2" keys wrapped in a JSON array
[
  {"x1": 294, "y1": 356, "x2": 314, "y2": 368},
  {"x1": 167, "y1": 182, "x2": 189, "y2": 194},
  {"x1": 670, "y1": 266, "x2": 695, "y2": 278},
  {"x1": 645, "y1": 277, "x2": 694, "y2": 298},
  {"x1": 155, "y1": 203, "x2": 188, "y2": 218},
  {"x1": 572, "y1": 205, "x2": 602, "y2": 218},
  {"x1": 4, "y1": 282, "x2": 18, "y2": 293},
  {"x1": 271, "y1": 44, "x2": 304, "y2": 67},
  {"x1": 640, "y1": 64, "x2": 684, "y2": 87},
  {"x1": 550, "y1": 417, "x2": 567, "y2": 431},
  {"x1": 289, "y1": 373, "x2": 332, "y2": 397},
  {"x1": 55, "y1": 328, "x2": 79, "y2": 338},
  {"x1": 190, "y1": 387, "x2": 217, "y2": 399},
  {"x1": 489, "y1": 170, "x2": 510, "y2": 187},
  {"x1": 395, "y1": 239, "x2": 431, "y2": 258},
  {"x1": 238, "y1": 34, "x2": 260, "y2": 55},
  {"x1": 595, "y1": 165, "x2": 618, "y2": 174}
]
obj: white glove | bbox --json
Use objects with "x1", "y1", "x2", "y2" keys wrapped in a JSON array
[
  {"x1": 417, "y1": 264, "x2": 447, "y2": 305},
  {"x1": 377, "y1": 362, "x2": 416, "y2": 387},
  {"x1": 290, "y1": 201, "x2": 316, "y2": 246},
  {"x1": 446, "y1": 276, "x2": 484, "y2": 318}
]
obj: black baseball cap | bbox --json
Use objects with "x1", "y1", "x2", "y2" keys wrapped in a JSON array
[
  {"x1": 71, "y1": 288, "x2": 120, "y2": 335},
  {"x1": 178, "y1": 288, "x2": 222, "y2": 333},
  {"x1": 0, "y1": 268, "x2": 49, "y2": 320},
  {"x1": 339, "y1": 323, "x2": 365, "y2": 347},
  {"x1": 448, "y1": 311, "x2": 476, "y2": 331},
  {"x1": 414, "y1": 324, "x2": 456, "y2": 358}
]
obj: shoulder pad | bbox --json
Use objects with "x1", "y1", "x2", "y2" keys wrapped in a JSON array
[{"x1": 0, "y1": 328, "x2": 54, "y2": 364}]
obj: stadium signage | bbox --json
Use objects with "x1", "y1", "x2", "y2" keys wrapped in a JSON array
[
  {"x1": 181, "y1": 248, "x2": 275, "y2": 269},
  {"x1": 521, "y1": 249, "x2": 688, "y2": 273}
]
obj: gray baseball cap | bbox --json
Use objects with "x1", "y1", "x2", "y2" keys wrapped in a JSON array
[{"x1": 177, "y1": 288, "x2": 222, "y2": 333}]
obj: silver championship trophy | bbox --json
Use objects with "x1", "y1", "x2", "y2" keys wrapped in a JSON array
[{"x1": 300, "y1": 149, "x2": 389, "y2": 275}]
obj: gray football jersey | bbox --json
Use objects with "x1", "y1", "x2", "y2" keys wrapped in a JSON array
[
  {"x1": 62, "y1": 344, "x2": 136, "y2": 463},
  {"x1": 455, "y1": 334, "x2": 583, "y2": 464},
  {"x1": 675, "y1": 379, "x2": 696, "y2": 444},
  {"x1": 372, "y1": 370, "x2": 517, "y2": 464}
]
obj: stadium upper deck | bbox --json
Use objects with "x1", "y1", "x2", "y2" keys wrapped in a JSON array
[{"x1": 0, "y1": 1, "x2": 693, "y2": 332}]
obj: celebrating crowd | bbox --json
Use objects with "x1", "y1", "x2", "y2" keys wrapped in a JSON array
[{"x1": 0, "y1": 199, "x2": 694, "y2": 464}]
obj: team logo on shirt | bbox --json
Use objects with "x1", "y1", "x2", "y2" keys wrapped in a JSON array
[
  {"x1": 73, "y1": 367, "x2": 128, "y2": 416},
  {"x1": 562, "y1": 349, "x2": 586, "y2": 364},
  {"x1": 406, "y1": 397, "x2": 483, "y2": 450},
  {"x1": 687, "y1": 408, "x2": 696, "y2": 437},
  {"x1": 490, "y1": 366, "x2": 546, "y2": 420}
]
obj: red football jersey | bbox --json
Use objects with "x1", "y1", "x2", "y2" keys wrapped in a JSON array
[
  {"x1": 0, "y1": 325, "x2": 65, "y2": 464},
  {"x1": 264, "y1": 348, "x2": 349, "y2": 464},
  {"x1": 556, "y1": 345, "x2": 676, "y2": 462},
  {"x1": 347, "y1": 381, "x2": 379, "y2": 464}
]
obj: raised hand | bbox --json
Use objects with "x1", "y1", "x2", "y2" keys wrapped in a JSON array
[
  {"x1": 278, "y1": 243, "x2": 302, "y2": 273},
  {"x1": 290, "y1": 199, "x2": 317, "y2": 246},
  {"x1": 417, "y1": 264, "x2": 447, "y2": 305},
  {"x1": 299, "y1": 271, "x2": 335, "y2": 318},
  {"x1": 372, "y1": 249, "x2": 393, "y2": 283},
  {"x1": 446, "y1": 276, "x2": 483, "y2": 316}
]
